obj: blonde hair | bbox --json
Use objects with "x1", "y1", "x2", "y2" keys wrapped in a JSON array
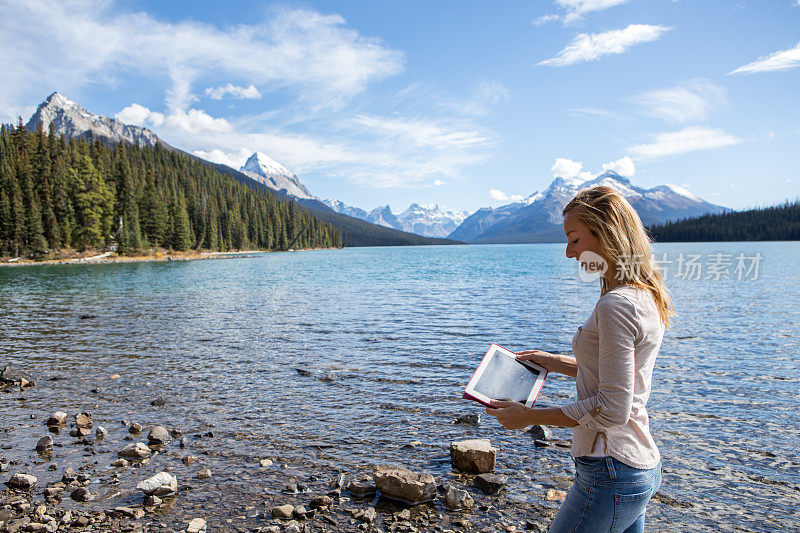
[{"x1": 563, "y1": 186, "x2": 674, "y2": 327}]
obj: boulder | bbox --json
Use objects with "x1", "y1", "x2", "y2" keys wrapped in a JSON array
[
  {"x1": 450, "y1": 439, "x2": 496, "y2": 473},
  {"x1": 148, "y1": 426, "x2": 170, "y2": 445},
  {"x1": 118, "y1": 442, "x2": 151, "y2": 459},
  {"x1": 136, "y1": 472, "x2": 177, "y2": 496},
  {"x1": 372, "y1": 465, "x2": 436, "y2": 505},
  {"x1": 6, "y1": 473, "x2": 37, "y2": 490},
  {"x1": 442, "y1": 485, "x2": 474, "y2": 510},
  {"x1": 475, "y1": 473, "x2": 508, "y2": 495},
  {"x1": 45, "y1": 412, "x2": 67, "y2": 426}
]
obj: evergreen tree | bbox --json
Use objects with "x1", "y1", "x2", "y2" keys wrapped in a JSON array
[
  {"x1": 170, "y1": 194, "x2": 193, "y2": 251},
  {"x1": 71, "y1": 152, "x2": 112, "y2": 250}
]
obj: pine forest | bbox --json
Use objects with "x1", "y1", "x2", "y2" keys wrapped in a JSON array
[{"x1": 0, "y1": 122, "x2": 342, "y2": 258}]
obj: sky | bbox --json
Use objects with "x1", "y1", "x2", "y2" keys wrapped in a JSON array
[{"x1": 1, "y1": 0, "x2": 798, "y2": 215}]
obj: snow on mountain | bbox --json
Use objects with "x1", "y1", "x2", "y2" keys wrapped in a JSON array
[
  {"x1": 239, "y1": 152, "x2": 316, "y2": 201},
  {"x1": 25, "y1": 92, "x2": 162, "y2": 147},
  {"x1": 448, "y1": 170, "x2": 729, "y2": 243},
  {"x1": 324, "y1": 199, "x2": 469, "y2": 238}
]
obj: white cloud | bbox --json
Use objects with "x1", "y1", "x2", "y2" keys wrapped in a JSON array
[
  {"x1": 0, "y1": 1, "x2": 404, "y2": 116},
  {"x1": 555, "y1": 0, "x2": 633, "y2": 24},
  {"x1": 551, "y1": 157, "x2": 584, "y2": 178},
  {"x1": 192, "y1": 148, "x2": 254, "y2": 169},
  {"x1": 538, "y1": 24, "x2": 671, "y2": 67},
  {"x1": 115, "y1": 103, "x2": 165, "y2": 127},
  {"x1": 569, "y1": 107, "x2": 620, "y2": 119},
  {"x1": 490, "y1": 189, "x2": 524, "y2": 202},
  {"x1": 602, "y1": 156, "x2": 635, "y2": 176},
  {"x1": 532, "y1": 14, "x2": 560, "y2": 26},
  {"x1": 433, "y1": 179, "x2": 446, "y2": 186},
  {"x1": 631, "y1": 79, "x2": 726, "y2": 123},
  {"x1": 353, "y1": 115, "x2": 490, "y2": 149},
  {"x1": 205, "y1": 84, "x2": 262, "y2": 100},
  {"x1": 729, "y1": 42, "x2": 800, "y2": 74},
  {"x1": 629, "y1": 126, "x2": 741, "y2": 159}
]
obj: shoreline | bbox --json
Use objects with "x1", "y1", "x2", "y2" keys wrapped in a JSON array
[{"x1": 0, "y1": 249, "x2": 328, "y2": 268}]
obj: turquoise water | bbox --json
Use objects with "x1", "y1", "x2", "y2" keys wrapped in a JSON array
[{"x1": 1, "y1": 242, "x2": 798, "y2": 531}]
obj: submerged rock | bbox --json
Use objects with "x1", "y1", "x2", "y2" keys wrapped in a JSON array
[
  {"x1": 372, "y1": 465, "x2": 436, "y2": 505},
  {"x1": 0, "y1": 365, "x2": 35, "y2": 387},
  {"x1": 136, "y1": 471, "x2": 178, "y2": 496},
  {"x1": 454, "y1": 413, "x2": 481, "y2": 425},
  {"x1": 347, "y1": 475, "x2": 377, "y2": 498},
  {"x1": 450, "y1": 439, "x2": 496, "y2": 473}
]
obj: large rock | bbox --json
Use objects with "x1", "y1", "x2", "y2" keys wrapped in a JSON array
[
  {"x1": 442, "y1": 485, "x2": 474, "y2": 510},
  {"x1": 271, "y1": 504, "x2": 294, "y2": 519},
  {"x1": 526, "y1": 424, "x2": 553, "y2": 441},
  {"x1": 136, "y1": 472, "x2": 177, "y2": 496},
  {"x1": 74, "y1": 412, "x2": 92, "y2": 429},
  {"x1": 118, "y1": 442, "x2": 151, "y2": 459},
  {"x1": 6, "y1": 473, "x2": 37, "y2": 490},
  {"x1": 372, "y1": 465, "x2": 436, "y2": 505},
  {"x1": 347, "y1": 475, "x2": 377, "y2": 498},
  {"x1": 450, "y1": 439, "x2": 496, "y2": 473},
  {"x1": 475, "y1": 473, "x2": 507, "y2": 495},
  {"x1": 45, "y1": 412, "x2": 67, "y2": 426},
  {"x1": 35, "y1": 436, "x2": 54, "y2": 452}
]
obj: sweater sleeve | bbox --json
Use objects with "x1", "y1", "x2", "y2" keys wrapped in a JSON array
[{"x1": 561, "y1": 293, "x2": 639, "y2": 430}]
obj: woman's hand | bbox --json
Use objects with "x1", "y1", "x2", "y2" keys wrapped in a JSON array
[
  {"x1": 517, "y1": 350, "x2": 578, "y2": 378},
  {"x1": 485, "y1": 400, "x2": 533, "y2": 430}
]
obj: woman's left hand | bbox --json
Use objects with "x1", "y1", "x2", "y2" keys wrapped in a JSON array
[{"x1": 485, "y1": 400, "x2": 534, "y2": 430}]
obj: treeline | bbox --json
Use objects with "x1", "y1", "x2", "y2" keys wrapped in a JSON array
[
  {"x1": 648, "y1": 201, "x2": 800, "y2": 242},
  {"x1": 0, "y1": 121, "x2": 342, "y2": 257}
]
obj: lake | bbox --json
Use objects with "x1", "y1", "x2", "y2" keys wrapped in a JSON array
[{"x1": 1, "y1": 242, "x2": 798, "y2": 532}]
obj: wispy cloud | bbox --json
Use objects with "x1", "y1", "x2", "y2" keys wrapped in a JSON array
[
  {"x1": 569, "y1": 107, "x2": 622, "y2": 120},
  {"x1": 629, "y1": 126, "x2": 740, "y2": 159},
  {"x1": 532, "y1": 14, "x2": 560, "y2": 26},
  {"x1": 631, "y1": 79, "x2": 726, "y2": 123},
  {"x1": 205, "y1": 84, "x2": 262, "y2": 100},
  {"x1": 353, "y1": 115, "x2": 490, "y2": 150},
  {"x1": 729, "y1": 42, "x2": 800, "y2": 74},
  {"x1": 556, "y1": 0, "x2": 633, "y2": 24},
  {"x1": 538, "y1": 24, "x2": 671, "y2": 66}
]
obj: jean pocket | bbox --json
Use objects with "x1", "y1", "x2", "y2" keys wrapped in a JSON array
[{"x1": 611, "y1": 488, "x2": 653, "y2": 532}]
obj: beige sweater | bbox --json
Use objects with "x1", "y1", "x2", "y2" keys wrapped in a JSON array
[{"x1": 561, "y1": 285, "x2": 664, "y2": 469}]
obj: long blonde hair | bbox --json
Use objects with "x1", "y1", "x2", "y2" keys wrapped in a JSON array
[{"x1": 563, "y1": 186, "x2": 674, "y2": 327}]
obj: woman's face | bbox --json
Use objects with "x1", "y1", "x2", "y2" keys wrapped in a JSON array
[{"x1": 563, "y1": 210, "x2": 604, "y2": 263}]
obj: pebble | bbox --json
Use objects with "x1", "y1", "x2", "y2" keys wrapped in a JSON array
[
  {"x1": 454, "y1": 413, "x2": 481, "y2": 425},
  {"x1": 129, "y1": 422, "x2": 143, "y2": 434},
  {"x1": 309, "y1": 495, "x2": 333, "y2": 509},
  {"x1": 443, "y1": 485, "x2": 474, "y2": 510},
  {"x1": 95, "y1": 426, "x2": 108, "y2": 439},
  {"x1": 136, "y1": 472, "x2": 178, "y2": 496},
  {"x1": 259, "y1": 458, "x2": 273, "y2": 467},
  {"x1": 144, "y1": 495, "x2": 162, "y2": 506},
  {"x1": 183, "y1": 455, "x2": 198, "y2": 466},
  {"x1": 545, "y1": 489, "x2": 567, "y2": 502},
  {"x1": 475, "y1": 473, "x2": 508, "y2": 495},
  {"x1": 74, "y1": 412, "x2": 92, "y2": 429},
  {"x1": 271, "y1": 504, "x2": 294, "y2": 519},
  {"x1": 186, "y1": 518, "x2": 207, "y2": 533},
  {"x1": 111, "y1": 458, "x2": 129, "y2": 468},
  {"x1": 148, "y1": 425, "x2": 170, "y2": 444},
  {"x1": 197, "y1": 468, "x2": 212, "y2": 479},
  {"x1": 118, "y1": 442, "x2": 151, "y2": 459},
  {"x1": 151, "y1": 397, "x2": 167, "y2": 406}
]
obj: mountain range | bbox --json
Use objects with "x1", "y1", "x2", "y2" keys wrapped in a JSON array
[
  {"x1": 451, "y1": 172, "x2": 729, "y2": 243},
  {"x1": 20, "y1": 92, "x2": 729, "y2": 245}
]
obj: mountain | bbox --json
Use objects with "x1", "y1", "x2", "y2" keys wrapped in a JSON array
[
  {"x1": 324, "y1": 200, "x2": 469, "y2": 238},
  {"x1": 20, "y1": 92, "x2": 460, "y2": 248},
  {"x1": 239, "y1": 152, "x2": 316, "y2": 201},
  {"x1": 25, "y1": 92, "x2": 164, "y2": 147},
  {"x1": 449, "y1": 171, "x2": 729, "y2": 243}
]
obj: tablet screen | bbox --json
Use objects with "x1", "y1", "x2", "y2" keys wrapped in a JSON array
[{"x1": 472, "y1": 349, "x2": 543, "y2": 403}]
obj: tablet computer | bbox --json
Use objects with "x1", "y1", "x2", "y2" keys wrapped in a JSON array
[{"x1": 463, "y1": 344, "x2": 548, "y2": 408}]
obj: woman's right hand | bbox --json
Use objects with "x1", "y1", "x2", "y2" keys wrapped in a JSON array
[{"x1": 516, "y1": 350, "x2": 576, "y2": 377}]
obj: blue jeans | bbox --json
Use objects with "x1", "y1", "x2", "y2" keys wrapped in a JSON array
[{"x1": 549, "y1": 457, "x2": 662, "y2": 533}]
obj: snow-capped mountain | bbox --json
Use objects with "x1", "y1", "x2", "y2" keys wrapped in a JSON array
[
  {"x1": 324, "y1": 200, "x2": 469, "y2": 238},
  {"x1": 25, "y1": 92, "x2": 162, "y2": 147},
  {"x1": 449, "y1": 171, "x2": 728, "y2": 243},
  {"x1": 239, "y1": 152, "x2": 316, "y2": 201}
]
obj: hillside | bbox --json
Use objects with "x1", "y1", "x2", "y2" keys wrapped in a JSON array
[{"x1": 648, "y1": 201, "x2": 800, "y2": 242}]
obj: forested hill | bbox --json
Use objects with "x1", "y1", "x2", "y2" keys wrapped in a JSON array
[
  {"x1": 648, "y1": 201, "x2": 800, "y2": 242},
  {"x1": 0, "y1": 121, "x2": 342, "y2": 258}
]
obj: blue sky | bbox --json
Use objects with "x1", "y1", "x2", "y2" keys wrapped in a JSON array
[{"x1": 1, "y1": 0, "x2": 798, "y2": 214}]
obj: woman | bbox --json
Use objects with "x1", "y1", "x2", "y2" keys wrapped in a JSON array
[{"x1": 486, "y1": 186, "x2": 672, "y2": 533}]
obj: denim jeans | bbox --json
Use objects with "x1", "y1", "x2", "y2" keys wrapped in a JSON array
[{"x1": 548, "y1": 456, "x2": 662, "y2": 533}]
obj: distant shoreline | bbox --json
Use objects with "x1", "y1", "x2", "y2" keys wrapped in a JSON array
[{"x1": 0, "y1": 249, "x2": 321, "y2": 267}]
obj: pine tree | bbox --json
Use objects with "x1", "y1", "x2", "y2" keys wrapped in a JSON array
[
  {"x1": 71, "y1": 152, "x2": 112, "y2": 250},
  {"x1": 114, "y1": 145, "x2": 142, "y2": 254},
  {"x1": 170, "y1": 194, "x2": 193, "y2": 251}
]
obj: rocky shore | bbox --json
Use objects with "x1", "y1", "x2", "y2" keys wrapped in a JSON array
[
  {"x1": 0, "y1": 365, "x2": 572, "y2": 533},
  {"x1": 0, "y1": 250, "x2": 268, "y2": 268}
]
